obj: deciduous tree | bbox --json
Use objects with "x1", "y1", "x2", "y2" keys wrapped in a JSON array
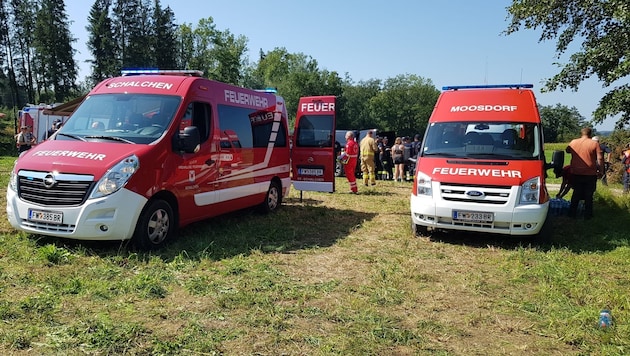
[{"x1": 506, "y1": 0, "x2": 630, "y2": 129}]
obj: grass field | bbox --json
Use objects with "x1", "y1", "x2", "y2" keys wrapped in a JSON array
[{"x1": 1, "y1": 154, "x2": 629, "y2": 355}]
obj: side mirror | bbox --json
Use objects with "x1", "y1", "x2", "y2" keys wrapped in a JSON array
[
  {"x1": 549, "y1": 150, "x2": 564, "y2": 178},
  {"x1": 176, "y1": 126, "x2": 200, "y2": 153}
]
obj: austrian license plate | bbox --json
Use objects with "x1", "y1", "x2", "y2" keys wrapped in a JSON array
[
  {"x1": 28, "y1": 209, "x2": 63, "y2": 224},
  {"x1": 452, "y1": 210, "x2": 493, "y2": 222},
  {"x1": 298, "y1": 168, "x2": 323, "y2": 176}
]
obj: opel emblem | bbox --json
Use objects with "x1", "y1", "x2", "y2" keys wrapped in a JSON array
[{"x1": 43, "y1": 174, "x2": 57, "y2": 189}]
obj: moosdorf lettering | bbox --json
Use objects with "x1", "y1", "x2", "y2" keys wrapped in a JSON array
[
  {"x1": 107, "y1": 81, "x2": 173, "y2": 90},
  {"x1": 32, "y1": 150, "x2": 106, "y2": 160},
  {"x1": 301, "y1": 102, "x2": 335, "y2": 113},
  {"x1": 224, "y1": 90, "x2": 269, "y2": 108},
  {"x1": 450, "y1": 105, "x2": 517, "y2": 112},
  {"x1": 432, "y1": 167, "x2": 522, "y2": 178}
]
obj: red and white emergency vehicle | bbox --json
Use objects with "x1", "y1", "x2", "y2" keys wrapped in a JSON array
[
  {"x1": 6, "y1": 70, "x2": 335, "y2": 249},
  {"x1": 410, "y1": 84, "x2": 556, "y2": 236}
]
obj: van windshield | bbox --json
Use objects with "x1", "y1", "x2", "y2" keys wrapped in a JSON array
[
  {"x1": 55, "y1": 93, "x2": 182, "y2": 144},
  {"x1": 421, "y1": 122, "x2": 542, "y2": 159}
]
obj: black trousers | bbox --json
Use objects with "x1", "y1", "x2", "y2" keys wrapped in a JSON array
[{"x1": 569, "y1": 174, "x2": 597, "y2": 218}]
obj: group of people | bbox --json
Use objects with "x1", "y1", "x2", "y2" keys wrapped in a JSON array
[{"x1": 339, "y1": 130, "x2": 421, "y2": 194}]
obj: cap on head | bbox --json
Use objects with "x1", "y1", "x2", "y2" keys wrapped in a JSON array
[{"x1": 53, "y1": 118, "x2": 61, "y2": 124}]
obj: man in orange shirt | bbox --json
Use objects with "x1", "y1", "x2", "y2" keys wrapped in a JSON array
[{"x1": 566, "y1": 127, "x2": 603, "y2": 219}]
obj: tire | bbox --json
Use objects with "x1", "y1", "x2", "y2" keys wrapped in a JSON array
[
  {"x1": 133, "y1": 199, "x2": 174, "y2": 250},
  {"x1": 260, "y1": 180, "x2": 282, "y2": 213},
  {"x1": 411, "y1": 218, "x2": 428, "y2": 237}
]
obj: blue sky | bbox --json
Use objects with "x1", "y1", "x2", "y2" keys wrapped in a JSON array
[{"x1": 66, "y1": 0, "x2": 616, "y2": 131}]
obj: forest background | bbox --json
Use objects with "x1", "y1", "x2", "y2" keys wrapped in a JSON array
[{"x1": 2, "y1": 0, "x2": 630, "y2": 156}]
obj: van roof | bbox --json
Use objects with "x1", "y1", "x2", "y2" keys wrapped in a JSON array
[{"x1": 430, "y1": 85, "x2": 539, "y2": 123}]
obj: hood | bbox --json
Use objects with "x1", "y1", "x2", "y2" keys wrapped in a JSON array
[
  {"x1": 15, "y1": 140, "x2": 152, "y2": 177},
  {"x1": 419, "y1": 157, "x2": 543, "y2": 186}
]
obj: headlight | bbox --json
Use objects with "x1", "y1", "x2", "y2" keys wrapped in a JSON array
[
  {"x1": 90, "y1": 155, "x2": 139, "y2": 198},
  {"x1": 415, "y1": 171, "x2": 432, "y2": 196},
  {"x1": 519, "y1": 176, "x2": 540, "y2": 205},
  {"x1": 8, "y1": 160, "x2": 18, "y2": 192},
  {"x1": 8, "y1": 170, "x2": 17, "y2": 192}
]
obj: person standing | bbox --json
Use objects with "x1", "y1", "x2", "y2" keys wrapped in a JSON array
[
  {"x1": 592, "y1": 136, "x2": 611, "y2": 185},
  {"x1": 16, "y1": 125, "x2": 36, "y2": 153},
  {"x1": 622, "y1": 144, "x2": 630, "y2": 194},
  {"x1": 359, "y1": 130, "x2": 378, "y2": 186},
  {"x1": 566, "y1": 127, "x2": 603, "y2": 219},
  {"x1": 379, "y1": 136, "x2": 393, "y2": 180},
  {"x1": 392, "y1": 137, "x2": 406, "y2": 182},
  {"x1": 343, "y1": 131, "x2": 359, "y2": 194},
  {"x1": 41, "y1": 119, "x2": 61, "y2": 141}
]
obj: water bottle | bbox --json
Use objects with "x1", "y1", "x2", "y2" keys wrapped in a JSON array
[{"x1": 599, "y1": 309, "x2": 612, "y2": 328}]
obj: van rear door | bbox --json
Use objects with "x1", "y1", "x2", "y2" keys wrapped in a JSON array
[{"x1": 292, "y1": 96, "x2": 336, "y2": 192}]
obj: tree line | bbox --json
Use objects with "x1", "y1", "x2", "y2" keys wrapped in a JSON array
[{"x1": 0, "y1": 0, "x2": 613, "y2": 142}]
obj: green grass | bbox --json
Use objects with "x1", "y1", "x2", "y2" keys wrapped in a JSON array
[{"x1": 1, "y1": 154, "x2": 629, "y2": 355}]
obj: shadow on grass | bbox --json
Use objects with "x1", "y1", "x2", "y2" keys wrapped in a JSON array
[
  {"x1": 423, "y1": 196, "x2": 630, "y2": 253},
  {"x1": 33, "y1": 201, "x2": 378, "y2": 261}
]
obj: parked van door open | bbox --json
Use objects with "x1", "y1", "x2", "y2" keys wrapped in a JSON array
[
  {"x1": 6, "y1": 70, "x2": 334, "y2": 249},
  {"x1": 291, "y1": 96, "x2": 336, "y2": 193}
]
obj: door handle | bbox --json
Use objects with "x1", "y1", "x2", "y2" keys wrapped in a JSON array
[{"x1": 206, "y1": 159, "x2": 215, "y2": 165}]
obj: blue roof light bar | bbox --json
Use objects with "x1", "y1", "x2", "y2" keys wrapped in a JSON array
[{"x1": 442, "y1": 84, "x2": 534, "y2": 90}]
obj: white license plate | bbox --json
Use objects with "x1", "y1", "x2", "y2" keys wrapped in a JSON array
[
  {"x1": 28, "y1": 209, "x2": 63, "y2": 224},
  {"x1": 453, "y1": 210, "x2": 493, "y2": 222},
  {"x1": 298, "y1": 168, "x2": 323, "y2": 176}
]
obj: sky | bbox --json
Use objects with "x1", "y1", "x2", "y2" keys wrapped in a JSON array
[{"x1": 65, "y1": 0, "x2": 617, "y2": 131}]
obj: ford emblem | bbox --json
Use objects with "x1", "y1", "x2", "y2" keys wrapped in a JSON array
[{"x1": 466, "y1": 190, "x2": 484, "y2": 197}]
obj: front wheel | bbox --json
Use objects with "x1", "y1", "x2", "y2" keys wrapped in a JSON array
[
  {"x1": 260, "y1": 180, "x2": 282, "y2": 213},
  {"x1": 133, "y1": 199, "x2": 175, "y2": 250},
  {"x1": 411, "y1": 218, "x2": 428, "y2": 237}
]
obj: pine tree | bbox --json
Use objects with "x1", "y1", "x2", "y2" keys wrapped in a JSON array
[
  {"x1": 152, "y1": 0, "x2": 178, "y2": 69},
  {"x1": 86, "y1": 0, "x2": 118, "y2": 84},
  {"x1": 33, "y1": 0, "x2": 77, "y2": 102}
]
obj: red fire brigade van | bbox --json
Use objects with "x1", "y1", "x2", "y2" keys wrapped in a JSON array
[
  {"x1": 410, "y1": 84, "x2": 556, "y2": 237},
  {"x1": 6, "y1": 70, "x2": 335, "y2": 249}
]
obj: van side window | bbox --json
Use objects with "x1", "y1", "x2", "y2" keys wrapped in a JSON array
[
  {"x1": 217, "y1": 105, "x2": 287, "y2": 149},
  {"x1": 183, "y1": 102, "x2": 211, "y2": 143}
]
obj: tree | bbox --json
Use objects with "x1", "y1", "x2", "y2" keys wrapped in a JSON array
[
  {"x1": 338, "y1": 77, "x2": 382, "y2": 129},
  {"x1": 86, "y1": 0, "x2": 118, "y2": 84},
  {"x1": 368, "y1": 74, "x2": 439, "y2": 137},
  {"x1": 505, "y1": 0, "x2": 630, "y2": 129},
  {"x1": 33, "y1": 0, "x2": 77, "y2": 102},
  {"x1": 152, "y1": 1, "x2": 178, "y2": 70},
  {"x1": 538, "y1": 103, "x2": 586, "y2": 143}
]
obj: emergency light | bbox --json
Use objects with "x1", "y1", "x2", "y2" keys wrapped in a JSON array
[
  {"x1": 442, "y1": 84, "x2": 534, "y2": 90},
  {"x1": 121, "y1": 69, "x2": 204, "y2": 77}
]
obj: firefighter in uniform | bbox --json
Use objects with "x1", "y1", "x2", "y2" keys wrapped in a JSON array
[
  {"x1": 342, "y1": 131, "x2": 359, "y2": 193},
  {"x1": 360, "y1": 130, "x2": 379, "y2": 186}
]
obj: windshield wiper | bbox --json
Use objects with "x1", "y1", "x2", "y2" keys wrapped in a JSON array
[
  {"x1": 57, "y1": 133, "x2": 86, "y2": 141},
  {"x1": 84, "y1": 135, "x2": 135, "y2": 144},
  {"x1": 423, "y1": 152, "x2": 459, "y2": 157}
]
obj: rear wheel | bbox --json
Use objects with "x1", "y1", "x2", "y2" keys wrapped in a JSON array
[
  {"x1": 133, "y1": 199, "x2": 174, "y2": 250},
  {"x1": 260, "y1": 180, "x2": 282, "y2": 213}
]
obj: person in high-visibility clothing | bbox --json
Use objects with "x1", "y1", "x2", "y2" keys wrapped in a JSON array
[
  {"x1": 360, "y1": 130, "x2": 379, "y2": 186},
  {"x1": 342, "y1": 131, "x2": 359, "y2": 193}
]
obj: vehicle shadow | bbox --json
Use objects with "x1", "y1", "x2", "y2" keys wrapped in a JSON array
[
  {"x1": 425, "y1": 204, "x2": 630, "y2": 253},
  {"x1": 32, "y1": 202, "x2": 378, "y2": 261}
]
